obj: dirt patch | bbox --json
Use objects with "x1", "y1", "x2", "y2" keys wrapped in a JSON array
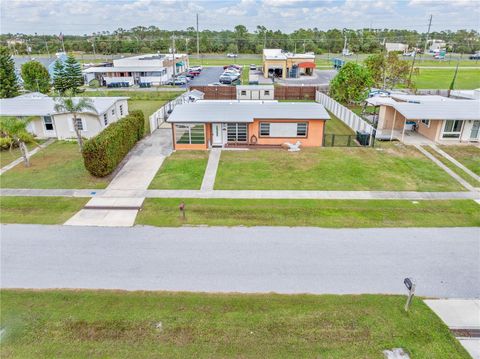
[{"x1": 65, "y1": 320, "x2": 155, "y2": 342}]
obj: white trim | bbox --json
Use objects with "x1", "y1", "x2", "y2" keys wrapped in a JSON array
[
  {"x1": 421, "y1": 119, "x2": 430, "y2": 128},
  {"x1": 440, "y1": 119, "x2": 464, "y2": 140}
]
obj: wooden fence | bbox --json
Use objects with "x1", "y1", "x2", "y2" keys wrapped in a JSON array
[
  {"x1": 189, "y1": 86, "x2": 236, "y2": 100},
  {"x1": 190, "y1": 85, "x2": 320, "y2": 100}
]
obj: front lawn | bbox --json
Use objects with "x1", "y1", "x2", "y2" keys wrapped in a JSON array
[
  {"x1": 149, "y1": 151, "x2": 209, "y2": 189},
  {"x1": 0, "y1": 196, "x2": 88, "y2": 224},
  {"x1": 0, "y1": 141, "x2": 109, "y2": 189},
  {"x1": 215, "y1": 145, "x2": 463, "y2": 191},
  {"x1": 439, "y1": 145, "x2": 480, "y2": 176},
  {"x1": 413, "y1": 68, "x2": 480, "y2": 89},
  {"x1": 0, "y1": 290, "x2": 469, "y2": 358},
  {"x1": 137, "y1": 198, "x2": 479, "y2": 228}
]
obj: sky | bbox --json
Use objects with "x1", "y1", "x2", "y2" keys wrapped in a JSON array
[{"x1": 1, "y1": 0, "x2": 479, "y2": 35}]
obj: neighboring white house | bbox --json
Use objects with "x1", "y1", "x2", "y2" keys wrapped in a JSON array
[
  {"x1": 83, "y1": 53, "x2": 189, "y2": 86},
  {"x1": 0, "y1": 93, "x2": 129, "y2": 140},
  {"x1": 385, "y1": 43, "x2": 409, "y2": 53},
  {"x1": 236, "y1": 85, "x2": 275, "y2": 100}
]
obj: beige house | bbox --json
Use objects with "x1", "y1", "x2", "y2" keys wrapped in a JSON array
[
  {"x1": 236, "y1": 85, "x2": 274, "y2": 100},
  {"x1": 369, "y1": 94, "x2": 480, "y2": 144},
  {"x1": 0, "y1": 93, "x2": 129, "y2": 140},
  {"x1": 262, "y1": 49, "x2": 316, "y2": 79}
]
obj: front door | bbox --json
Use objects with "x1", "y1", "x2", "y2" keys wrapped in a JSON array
[
  {"x1": 470, "y1": 120, "x2": 480, "y2": 140},
  {"x1": 212, "y1": 123, "x2": 223, "y2": 146}
]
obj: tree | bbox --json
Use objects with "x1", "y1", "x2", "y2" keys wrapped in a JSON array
[
  {"x1": 0, "y1": 46, "x2": 20, "y2": 98},
  {"x1": 21, "y1": 61, "x2": 51, "y2": 93},
  {"x1": 364, "y1": 52, "x2": 411, "y2": 89},
  {"x1": 63, "y1": 54, "x2": 83, "y2": 94},
  {"x1": 0, "y1": 117, "x2": 36, "y2": 167},
  {"x1": 329, "y1": 62, "x2": 373, "y2": 106},
  {"x1": 54, "y1": 90, "x2": 97, "y2": 151},
  {"x1": 53, "y1": 59, "x2": 68, "y2": 94}
]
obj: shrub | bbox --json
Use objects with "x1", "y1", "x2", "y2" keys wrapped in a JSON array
[
  {"x1": 0, "y1": 136, "x2": 13, "y2": 150},
  {"x1": 82, "y1": 110, "x2": 144, "y2": 177}
]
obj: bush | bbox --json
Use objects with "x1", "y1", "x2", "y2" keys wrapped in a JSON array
[
  {"x1": 89, "y1": 79, "x2": 100, "y2": 88},
  {"x1": 0, "y1": 136, "x2": 13, "y2": 150},
  {"x1": 82, "y1": 110, "x2": 144, "y2": 177}
]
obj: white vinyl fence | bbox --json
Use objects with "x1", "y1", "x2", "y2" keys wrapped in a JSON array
[
  {"x1": 148, "y1": 93, "x2": 200, "y2": 134},
  {"x1": 315, "y1": 91, "x2": 375, "y2": 135}
]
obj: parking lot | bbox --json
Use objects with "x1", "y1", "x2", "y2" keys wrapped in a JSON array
[{"x1": 188, "y1": 66, "x2": 225, "y2": 86}]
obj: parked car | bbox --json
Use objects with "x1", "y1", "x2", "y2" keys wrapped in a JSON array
[
  {"x1": 221, "y1": 72, "x2": 240, "y2": 81},
  {"x1": 469, "y1": 52, "x2": 480, "y2": 60},
  {"x1": 166, "y1": 78, "x2": 187, "y2": 85},
  {"x1": 188, "y1": 66, "x2": 202, "y2": 71},
  {"x1": 249, "y1": 64, "x2": 257, "y2": 70},
  {"x1": 177, "y1": 75, "x2": 191, "y2": 82},
  {"x1": 188, "y1": 70, "x2": 201, "y2": 76},
  {"x1": 227, "y1": 53, "x2": 238, "y2": 58},
  {"x1": 223, "y1": 64, "x2": 242, "y2": 70},
  {"x1": 368, "y1": 89, "x2": 390, "y2": 97},
  {"x1": 219, "y1": 75, "x2": 234, "y2": 84}
]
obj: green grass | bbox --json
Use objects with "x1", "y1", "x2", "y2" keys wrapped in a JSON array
[
  {"x1": 325, "y1": 111, "x2": 355, "y2": 135},
  {"x1": 0, "y1": 196, "x2": 88, "y2": 224},
  {"x1": 0, "y1": 140, "x2": 46, "y2": 168},
  {"x1": 413, "y1": 68, "x2": 480, "y2": 89},
  {"x1": 137, "y1": 198, "x2": 479, "y2": 228},
  {"x1": 128, "y1": 99, "x2": 168, "y2": 134},
  {"x1": 439, "y1": 145, "x2": 480, "y2": 176},
  {"x1": 149, "y1": 151, "x2": 209, "y2": 189},
  {"x1": 215, "y1": 145, "x2": 462, "y2": 191},
  {"x1": 0, "y1": 141, "x2": 109, "y2": 189},
  {"x1": 0, "y1": 290, "x2": 469, "y2": 358},
  {"x1": 423, "y1": 147, "x2": 480, "y2": 187},
  {"x1": 241, "y1": 66, "x2": 250, "y2": 84},
  {"x1": 80, "y1": 90, "x2": 184, "y2": 101}
]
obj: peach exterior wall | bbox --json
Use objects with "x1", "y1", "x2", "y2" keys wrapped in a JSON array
[
  {"x1": 381, "y1": 106, "x2": 406, "y2": 130},
  {"x1": 416, "y1": 120, "x2": 442, "y2": 141},
  {"x1": 249, "y1": 119, "x2": 325, "y2": 147}
]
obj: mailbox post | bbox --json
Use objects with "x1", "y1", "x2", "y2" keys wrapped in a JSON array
[
  {"x1": 404, "y1": 277, "x2": 416, "y2": 312},
  {"x1": 179, "y1": 201, "x2": 186, "y2": 220}
]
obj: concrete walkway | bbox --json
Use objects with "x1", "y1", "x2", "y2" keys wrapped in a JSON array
[
  {"x1": 65, "y1": 129, "x2": 172, "y2": 227},
  {"x1": 425, "y1": 299, "x2": 480, "y2": 358},
  {"x1": 415, "y1": 145, "x2": 477, "y2": 192},
  {"x1": 2, "y1": 188, "x2": 480, "y2": 200},
  {"x1": 0, "y1": 139, "x2": 55, "y2": 175},
  {"x1": 429, "y1": 145, "x2": 480, "y2": 183},
  {"x1": 200, "y1": 149, "x2": 221, "y2": 191}
]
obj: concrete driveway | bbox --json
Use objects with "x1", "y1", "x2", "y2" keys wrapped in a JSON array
[{"x1": 2, "y1": 225, "x2": 479, "y2": 297}]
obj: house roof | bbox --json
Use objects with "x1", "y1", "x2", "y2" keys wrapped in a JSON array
[
  {"x1": 390, "y1": 94, "x2": 456, "y2": 103},
  {"x1": 0, "y1": 96, "x2": 129, "y2": 117},
  {"x1": 83, "y1": 66, "x2": 166, "y2": 73},
  {"x1": 167, "y1": 102, "x2": 330, "y2": 123},
  {"x1": 263, "y1": 48, "x2": 315, "y2": 60},
  {"x1": 390, "y1": 100, "x2": 480, "y2": 120},
  {"x1": 236, "y1": 85, "x2": 274, "y2": 91}
]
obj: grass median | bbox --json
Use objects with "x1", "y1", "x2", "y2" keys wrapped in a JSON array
[
  {"x1": 136, "y1": 198, "x2": 480, "y2": 228},
  {"x1": 0, "y1": 290, "x2": 469, "y2": 358},
  {"x1": 215, "y1": 145, "x2": 463, "y2": 191},
  {"x1": 439, "y1": 145, "x2": 480, "y2": 176},
  {"x1": 0, "y1": 196, "x2": 88, "y2": 224}
]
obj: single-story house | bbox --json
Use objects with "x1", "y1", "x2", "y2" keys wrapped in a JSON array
[
  {"x1": 14, "y1": 52, "x2": 68, "y2": 84},
  {"x1": 369, "y1": 94, "x2": 480, "y2": 143},
  {"x1": 262, "y1": 49, "x2": 316, "y2": 79},
  {"x1": 0, "y1": 93, "x2": 129, "y2": 140},
  {"x1": 385, "y1": 43, "x2": 409, "y2": 53},
  {"x1": 167, "y1": 101, "x2": 330, "y2": 150},
  {"x1": 236, "y1": 85, "x2": 274, "y2": 100}
]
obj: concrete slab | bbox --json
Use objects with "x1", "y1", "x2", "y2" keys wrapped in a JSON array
[
  {"x1": 64, "y1": 209, "x2": 138, "y2": 227},
  {"x1": 424, "y1": 299, "x2": 480, "y2": 329},
  {"x1": 458, "y1": 339, "x2": 480, "y2": 359},
  {"x1": 200, "y1": 149, "x2": 221, "y2": 191},
  {"x1": 85, "y1": 197, "x2": 144, "y2": 208}
]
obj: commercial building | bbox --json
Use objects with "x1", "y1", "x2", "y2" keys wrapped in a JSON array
[
  {"x1": 262, "y1": 49, "x2": 316, "y2": 79},
  {"x1": 83, "y1": 53, "x2": 189, "y2": 86},
  {"x1": 167, "y1": 101, "x2": 330, "y2": 150},
  {"x1": 0, "y1": 93, "x2": 129, "y2": 140}
]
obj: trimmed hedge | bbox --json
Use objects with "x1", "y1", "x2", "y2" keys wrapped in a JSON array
[{"x1": 82, "y1": 110, "x2": 144, "y2": 177}]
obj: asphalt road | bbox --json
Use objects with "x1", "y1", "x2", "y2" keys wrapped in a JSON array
[
  {"x1": 188, "y1": 66, "x2": 225, "y2": 86},
  {"x1": 1, "y1": 225, "x2": 479, "y2": 298}
]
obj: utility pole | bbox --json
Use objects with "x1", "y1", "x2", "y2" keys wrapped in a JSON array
[
  {"x1": 171, "y1": 34, "x2": 176, "y2": 86},
  {"x1": 423, "y1": 14, "x2": 433, "y2": 61},
  {"x1": 408, "y1": 50, "x2": 417, "y2": 88},
  {"x1": 264, "y1": 32, "x2": 266, "y2": 49},
  {"x1": 196, "y1": 14, "x2": 200, "y2": 60},
  {"x1": 448, "y1": 58, "x2": 460, "y2": 97},
  {"x1": 44, "y1": 35, "x2": 50, "y2": 57}
]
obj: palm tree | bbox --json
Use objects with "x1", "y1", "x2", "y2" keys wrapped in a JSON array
[
  {"x1": 54, "y1": 90, "x2": 97, "y2": 151},
  {"x1": 0, "y1": 116, "x2": 36, "y2": 167}
]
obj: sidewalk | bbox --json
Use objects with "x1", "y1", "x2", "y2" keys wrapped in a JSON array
[
  {"x1": 2, "y1": 188, "x2": 479, "y2": 200},
  {"x1": 65, "y1": 129, "x2": 172, "y2": 227},
  {"x1": 200, "y1": 149, "x2": 221, "y2": 191},
  {"x1": 425, "y1": 299, "x2": 480, "y2": 358}
]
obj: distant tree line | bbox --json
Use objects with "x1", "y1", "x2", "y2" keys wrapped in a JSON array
[{"x1": 1, "y1": 26, "x2": 479, "y2": 55}]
